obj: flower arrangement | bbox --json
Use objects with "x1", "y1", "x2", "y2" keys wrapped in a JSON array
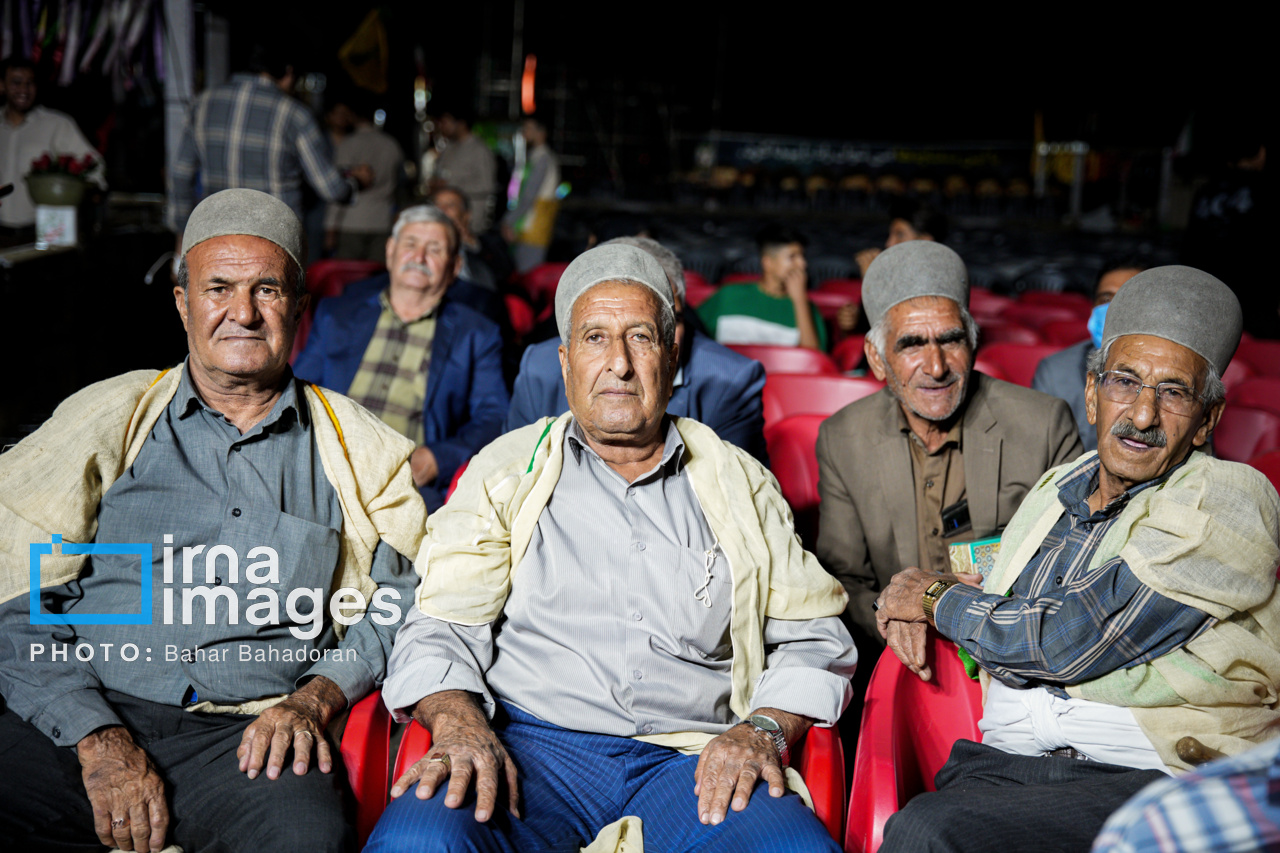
[{"x1": 30, "y1": 152, "x2": 97, "y2": 177}]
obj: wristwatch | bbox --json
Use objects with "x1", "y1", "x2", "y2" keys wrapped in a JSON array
[
  {"x1": 746, "y1": 714, "x2": 790, "y2": 767},
  {"x1": 921, "y1": 579, "x2": 957, "y2": 622}
]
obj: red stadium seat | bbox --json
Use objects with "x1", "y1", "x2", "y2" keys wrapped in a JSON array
[
  {"x1": 999, "y1": 302, "x2": 1090, "y2": 330},
  {"x1": 684, "y1": 277, "x2": 718, "y2": 308},
  {"x1": 291, "y1": 259, "x2": 386, "y2": 361},
  {"x1": 844, "y1": 632, "x2": 983, "y2": 853},
  {"x1": 766, "y1": 414, "x2": 825, "y2": 515},
  {"x1": 445, "y1": 460, "x2": 470, "y2": 502},
  {"x1": 969, "y1": 362, "x2": 1010, "y2": 383},
  {"x1": 1019, "y1": 291, "x2": 1093, "y2": 314},
  {"x1": 1039, "y1": 318, "x2": 1089, "y2": 347},
  {"x1": 818, "y1": 278, "x2": 863, "y2": 300},
  {"x1": 809, "y1": 289, "x2": 858, "y2": 322},
  {"x1": 977, "y1": 319, "x2": 1043, "y2": 347},
  {"x1": 1229, "y1": 377, "x2": 1280, "y2": 415},
  {"x1": 344, "y1": 690, "x2": 847, "y2": 843},
  {"x1": 1236, "y1": 339, "x2": 1280, "y2": 378},
  {"x1": 1213, "y1": 406, "x2": 1280, "y2": 464},
  {"x1": 832, "y1": 335, "x2": 868, "y2": 372},
  {"x1": 504, "y1": 293, "x2": 536, "y2": 338},
  {"x1": 1222, "y1": 359, "x2": 1256, "y2": 394},
  {"x1": 1248, "y1": 450, "x2": 1280, "y2": 494},
  {"x1": 726, "y1": 345, "x2": 840, "y2": 375},
  {"x1": 973, "y1": 343, "x2": 1063, "y2": 388},
  {"x1": 968, "y1": 288, "x2": 1015, "y2": 321},
  {"x1": 517, "y1": 262, "x2": 570, "y2": 308},
  {"x1": 719, "y1": 272, "x2": 760, "y2": 285},
  {"x1": 762, "y1": 374, "x2": 883, "y2": 432}
]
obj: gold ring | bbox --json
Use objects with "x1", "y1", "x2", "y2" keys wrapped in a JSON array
[{"x1": 428, "y1": 754, "x2": 452, "y2": 771}]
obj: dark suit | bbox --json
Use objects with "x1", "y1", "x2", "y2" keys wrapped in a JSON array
[
  {"x1": 504, "y1": 329, "x2": 769, "y2": 465},
  {"x1": 294, "y1": 276, "x2": 510, "y2": 511},
  {"x1": 816, "y1": 372, "x2": 1083, "y2": 641}
]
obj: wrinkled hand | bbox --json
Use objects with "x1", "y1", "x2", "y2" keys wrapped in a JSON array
[
  {"x1": 836, "y1": 302, "x2": 860, "y2": 332},
  {"x1": 886, "y1": 620, "x2": 932, "y2": 681},
  {"x1": 410, "y1": 446, "x2": 439, "y2": 487},
  {"x1": 237, "y1": 676, "x2": 344, "y2": 781},
  {"x1": 782, "y1": 267, "x2": 809, "y2": 302},
  {"x1": 856, "y1": 247, "x2": 881, "y2": 277},
  {"x1": 694, "y1": 710, "x2": 803, "y2": 826},
  {"x1": 391, "y1": 690, "x2": 519, "y2": 823},
  {"x1": 78, "y1": 726, "x2": 169, "y2": 852},
  {"x1": 348, "y1": 164, "x2": 375, "y2": 190},
  {"x1": 875, "y1": 567, "x2": 981, "y2": 630}
]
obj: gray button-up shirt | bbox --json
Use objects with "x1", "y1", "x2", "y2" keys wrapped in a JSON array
[
  {"x1": 0, "y1": 366, "x2": 417, "y2": 746},
  {"x1": 384, "y1": 419, "x2": 855, "y2": 736}
]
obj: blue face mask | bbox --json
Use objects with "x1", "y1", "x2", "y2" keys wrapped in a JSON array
[{"x1": 1088, "y1": 303, "x2": 1109, "y2": 350}]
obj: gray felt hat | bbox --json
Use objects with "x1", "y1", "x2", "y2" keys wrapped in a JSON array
[
  {"x1": 862, "y1": 241, "x2": 969, "y2": 327},
  {"x1": 180, "y1": 189, "x2": 304, "y2": 270},
  {"x1": 555, "y1": 244, "x2": 673, "y2": 340},
  {"x1": 1102, "y1": 265, "x2": 1241, "y2": 375}
]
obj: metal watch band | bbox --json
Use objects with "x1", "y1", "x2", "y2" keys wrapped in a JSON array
[
  {"x1": 747, "y1": 714, "x2": 790, "y2": 767},
  {"x1": 922, "y1": 579, "x2": 957, "y2": 622}
]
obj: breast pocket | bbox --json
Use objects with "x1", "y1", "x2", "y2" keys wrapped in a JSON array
[{"x1": 661, "y1": 545, "x2": 733, "y2": 662}]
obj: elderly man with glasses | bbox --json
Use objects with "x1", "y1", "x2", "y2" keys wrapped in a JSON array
[{"x1": 874, "y1": 266, "x2": 1280, "y2": 853}]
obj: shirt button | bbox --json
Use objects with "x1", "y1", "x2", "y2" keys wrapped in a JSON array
[
  {"x1": 213, "y1": 577, "x2": 223, "y2": 586},
  {"x1": 627, "y1": 488, "x2": 635, "y2": 497},
  {"x1": 637, "y1": 543, "x2": 646, "y2": 551},
  {"x1": 634, "y1": 670, "x2": 643, "y2": 680},
  {"x1": 231, "y1": 508, "x2": 242, "y2": 517},
  {"x1": 233, "y1": 445, "x2": 242, "y2": 453},
  {"x1": 1056, "y1": 576, "x2": 1064, "y2": 585},
  {"x1": 642, "y1": 724, "x2": 654, "y2": 734},
  {"x1": 51, "y1": 726, "x2": 61, "y2": 739},
  {"x1": 926, "y1": 479, "x2": 935, "y2": 488},
  {"x1": 633, "y1": 612, "x2": 643, "y2": 621},
  {"x1": 931, "y1": 527, "x2": 939, "y2": 536}
]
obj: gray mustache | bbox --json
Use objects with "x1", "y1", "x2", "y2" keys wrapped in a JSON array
[
  {"x1": 1111, "y1": 420, "x2": 1167, "y2": 447},
  {"x1": 400, "y1": 262, "x2": 432, "y2": 275}
]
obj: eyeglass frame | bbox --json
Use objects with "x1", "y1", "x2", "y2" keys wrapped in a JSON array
[{"x1": 1092, "y1": 370, "x2": 1203, "y2": 417}]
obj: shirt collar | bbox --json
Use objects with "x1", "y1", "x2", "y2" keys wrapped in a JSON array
[
  {"x1": 565, "y1": 416, "x2": 686, "y2": 478},
  {"x1": 1056, "y1": 452, "x2": 1190, "y2": 520},
  {"x1": 174, "y1": 359, "x2": 305, "y2": 433},
  {"x1": 895, "y1": 403, "x2": 963, "y2": 452},
  {"x1": 379, "y1": 287, "x2": 438, "y2": 324}
]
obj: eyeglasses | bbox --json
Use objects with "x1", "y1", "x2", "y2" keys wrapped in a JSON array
[{"x1": 1096, "y1": 370, "x2": 1201, "y2": 416}]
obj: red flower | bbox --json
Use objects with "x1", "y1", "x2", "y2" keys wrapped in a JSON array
[
  {"x1": 32, "y1": 154, "x2": 52, "y2": 171},
  {"x1": 80, "y1": 154, "x2": 96, "y2": 169},
  {"x1": 57, "y1": 154, "x2": 73, "y2": 169},
  {"x1": 68, "y1": 160, "x2": 85, "y2": 175}
]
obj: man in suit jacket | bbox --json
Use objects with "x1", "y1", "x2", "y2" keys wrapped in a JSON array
[
  {"x1": 817, "y1": 242, "x2": 1081, "y2": 645},
  {"x1": 506, "y1": 236, "x2": 769, "y2": 464},
  {"x1": 295, "y1": 205, "x2": 509, "y2": 512}
]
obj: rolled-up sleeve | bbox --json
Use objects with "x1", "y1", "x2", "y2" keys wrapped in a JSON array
[
  {"x1": 750, "y1": 615, "x2": 857, "y2": 726},
  {"x1": 380, "y1": 604, "x2": 498, "y2": 722}
]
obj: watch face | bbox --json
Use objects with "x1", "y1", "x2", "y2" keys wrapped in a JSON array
[{"x1": 748, "y1": 714, "x2": 781, "y2": 733}]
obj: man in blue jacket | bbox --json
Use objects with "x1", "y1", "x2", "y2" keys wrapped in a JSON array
[
  {"x1": 505, "y1": 236, "x2": 769, "y2": 465},
  {"x1": 295, "y1": 205, "x2": 509, "y2": 511}
]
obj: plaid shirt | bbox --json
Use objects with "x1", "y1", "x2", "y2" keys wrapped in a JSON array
[
  {"x1": 935, "y1": 455, "x2": 1212, "y2": 693},
  {"x1": 167, "y1": 73, "x2": 353, "y2": 231},
  {"x1": 345, "y1": 289, "x2": 436, "y2": 445}
]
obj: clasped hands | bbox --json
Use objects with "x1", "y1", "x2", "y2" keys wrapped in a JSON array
[
  {"x1": 875, "y1": 567, "x2": 981, "y2": 682},
  {"x1": 393, "y1": 690, "x2": 807, "y2": 827}
]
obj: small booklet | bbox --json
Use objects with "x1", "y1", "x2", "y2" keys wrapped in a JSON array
[{"x1": 947, "y1": 535, "x2": 1003, "y2": 580}]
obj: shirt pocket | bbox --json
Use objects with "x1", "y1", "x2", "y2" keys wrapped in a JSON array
[{"x1": 655, "y1": 544, "x2": 733, "y2": 662}]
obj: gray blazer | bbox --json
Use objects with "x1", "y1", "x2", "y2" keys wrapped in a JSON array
[
  {"x1": 816, "y1": 372, "x2": 1083, "y2": 641},
  {"x1": 1032, "y1": 339, "x2": 1097, "y2": 452}
]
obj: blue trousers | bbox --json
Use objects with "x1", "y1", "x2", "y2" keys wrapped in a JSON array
[{"x1": 366, "y1": 703, "x2": 837, "y2": 853}]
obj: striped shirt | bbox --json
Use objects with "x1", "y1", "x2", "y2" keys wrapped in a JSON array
[
  {"x1": 168, "y1": 73, "x2": 353, "y2": 231},
  {"x1": 345, "y1": 289, "x2": 436, "y2": 445},
  {"x1": 935, "y1": 455, "x2": 1211, "y2": 694}
]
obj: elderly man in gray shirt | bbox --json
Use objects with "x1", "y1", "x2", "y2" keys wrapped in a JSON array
[
  {"x1": 0, "y1": 189, "x2": 425, "y2": 853},
  {"x1": 364, "y1": 244, "x2": 855, "y2": 853}
]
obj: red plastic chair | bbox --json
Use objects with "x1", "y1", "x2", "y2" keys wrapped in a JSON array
[
  {"x1": 977, "y1": 319, "x2": 1043, "y2": 347},
  {"x1": 1019, "y1": 291, "x2": 1093, "y2": 313},
  {"x1": 1229, "y1": 376, "x2": 1280, "y2": 415},
  {"x1": 762, "y1": 374, "x2": 882, "y2": 432},
  {"x1": 1248, "y1": 450, "x2": 1280, "y2": 494},
  {"x1": 517, "y1": 262, "x2": 570, "y2": 308},
  {"x1": 344, "y1": 692, "x2": 847, "y2": 843},
  {"x1": 809, "y1": 289, "x2": 858, "y2": 322},
  {"x1": 1213, "y1": 406, "x2": 1280, "y2": 463},
  {"x1": 684, "y1": 277, "x2": 718, "y2": 308},
  {"x1": 844, "y1": 632, "x2": 983, "y2": 853},
  {"x1": 1236, "y1": 339, "x2": 1280, "y2": 378},
  {"x1": 972, "y1": 343, "x2": 1063, "y2": 388},
  {"x1": 504, "y1": 293, "x2": 536, "y2": 338},
  {"x1": 832, "y1": 335, "x2": 868, "y2": 372},
  {"x1": 719, "y1": 272, "x2": 761, "y2": 285},
  {"x1": 291, "y1": 259, "x2": 386, "y2": 362},
  {"x1": 727, "y1": 345, "x2": 840, "y2": 376},
  {"x1": 1039, "y1": 318, "x2": 1089, "y2": 347},
  {"x1": 445, "y1": 460, "x2": 470, "y2": 502},
  {"x1": 766, "y1": 414, "x2": 825, "y2": 515},
  {"x1": 968, "y1": 288, "x2": 1015, "y2": 321},
  {"x1": 819, "y1": 278, "x2": 863, "y2": 300},
  {"x1": 999, "y1": 302, "x2": 1089, "y2": 330},
  {"x1": 1221, "y1": 359, "x2": 1257, "y2": 395}
]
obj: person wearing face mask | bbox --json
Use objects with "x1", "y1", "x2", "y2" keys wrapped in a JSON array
[{"x1": 1032, "y1": 259, "x2": 1148, "y2": 452}]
